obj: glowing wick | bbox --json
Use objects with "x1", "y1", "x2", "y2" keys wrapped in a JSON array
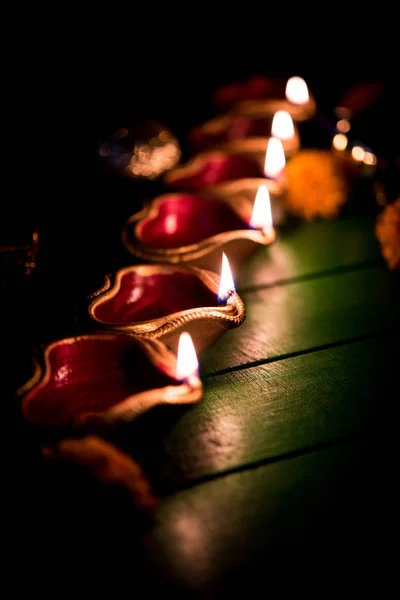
[
  {"x1": 285, "y1": 76, "x2": 309, "y2": 105},
  {"x1": 218, "y1": 253, "x2": 235, "y2": 304},
  {"x1": 250, "y1": 185, "x2": 273, "y2": 237},
  {"x1": 271, "y1": 110, "x2": 295, "y2": 140},
  {"x1": 176, "y1": 332, "x2": 199, "y2": 382},
  {"x1": 264, "y1": 137, "x2": 286, "y2": 179}
]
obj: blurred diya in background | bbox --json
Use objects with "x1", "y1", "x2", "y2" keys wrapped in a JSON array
[
  {"x1": 213, "y1": 74, "x2": 286, "y2": 110},
  {"x1": 164, "y1": 134, "x2": 287, "y2": 196},
  {"x1": 164, "y1": 136, "x2": 288, "y2": 225},
  {"x1": 97, "y1": 122, "x2": 181, "y2": 180},
  {"x1": 87, "y1": 263, "x2": 245, "y2": 354},
  {"x1": 188, "y1": 109, "x2": 299, "y2": 157},
  {"x1": 164, "y1": 149, "x2": 264, "y2": 189},
  {"x1": 213, "y1": 75, "x2": 316, "y2": 122},
  {"x1": 122, "y1": 183, "x2": 276, "y2": 273},
  {"x1": 18, "y1": 331, "x2": 203, "y2": 429}
]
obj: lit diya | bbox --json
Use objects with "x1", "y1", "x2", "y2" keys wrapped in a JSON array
[
  {"x1": 232, "y1": 76, "x2": 316, "y2": 122},
  {"x1": 122, "y1": 183, "x2": 276, "y2": 273},
  {"x1": 18, "y1": 331, "x2": 202, "y2": 429},
  {"x1": 87, "y1": 262, "x2": 245, "y2": 354},
  {"x1": 164, "y1": 133, "x2": 287, "y2": 198},
  {"x1": 188, "y1": 109, "x2": 299, "y2": 157},
  {"x1": 212, "y1": 74, "x2": 286, "y2": 111}
]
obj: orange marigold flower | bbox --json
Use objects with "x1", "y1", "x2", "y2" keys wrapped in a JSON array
[
  {"x1": 283, "y1": 149, "x2": 351, "y2": 220},
  {"x1": 376, "y1": 197, "x2": 400, "y2": 270}
]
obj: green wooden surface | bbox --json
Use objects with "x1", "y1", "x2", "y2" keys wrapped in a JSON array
[
  {"x1": 123, "y1": 334, "x2": 396, "y2": 487},
  {"x1": 144, "y1": 435, "x2": 394, "y2": 595},
  {"x1": 202, "y1": 266, "x2": 399, "y2": 374},
  {"x1": 22, "y1": 211, "x2": 398, "y2": 595},
  {"x1": 125, "y1": 212, "x2": 399, "y2": 595},
  {"x1": 236, "y1": 215, "x2": 382, "y2": 290}
]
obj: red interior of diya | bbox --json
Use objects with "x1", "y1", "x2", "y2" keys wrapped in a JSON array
[
  {"x1": 22, "y1": 336, "x2": 176, "y2": 426},
  {"x1": 166, "y1": 154, "x2": 263, "y2": 189},
  {"x1": 190, "y1": 116, "x2": 273, "y2": 150},
  {"x1": 213, "y1": 76, "x2": 286, "y2": 109},
  {"x1": 93, "y1": 271, "x2": 219, "y2": 324},
  {"x1": 137, "y1": 194, "x2": 248, "y2": 248}
]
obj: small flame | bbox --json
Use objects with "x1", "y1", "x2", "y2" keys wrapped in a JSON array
[
  {"x1": 333, "y1": 133, "x2": 348, "y2": 151},
  {"x1": 176, "y1": 332, "x2": 198, "y2": 381},
  {"x1": 250, "y1": 185, "x2": 273, "y2": 236},
  {"x1": 264, "y1": 137, "x2": 286, "y2": 179},
  {"x1": 271, "y1": 110, "x2": 295, "y2": 140},
  {"x1": 285, "y1": 76, "x2": 309, "y2": 105},
  {"x1": 218, "y1": 252, "x2": 235, "y2": 304}
]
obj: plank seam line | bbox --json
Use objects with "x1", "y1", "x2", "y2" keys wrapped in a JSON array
[
  {"x1": 238, "y1": 258, "x2": 383, "y2": 294},
  {"x1": 205, "y1": 328, "x2": 397, "y2": 379},
  {"x1": 162, "y1": 429, "x2": 366, "y2": 495}
]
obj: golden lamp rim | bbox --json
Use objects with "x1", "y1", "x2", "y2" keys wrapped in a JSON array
[
  {"x1": 164, "y1": 150, "x2": 233, "y2": 186},
  {"x1": 122, "y1": 192, "x2": 275, "y2": 263},
  {"x1": 190, "y1": 114, "x2": 300, "y2": 157},
  {"x1": 88, "y1": 264, "x2": 246, "y2": 336},
  {"x1": 218, "y1": 134, "x2": 299, "y2": 158},
  {"x1": 17, "y1": 332, "x2": 203, "y2": 427},
  {"x1": 232, "y1": 94, "x2": 317, "y2": 121},
  {"x1": 205, "y1": 177, "x2": 285, "y2": 198}
]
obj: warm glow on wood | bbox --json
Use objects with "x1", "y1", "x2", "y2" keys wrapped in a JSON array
[
  {"x1": 176, "y1": 332, "x2": 199, "y2": 381},
  {"x1": 218, "y1": 253, "x2": 235, "y2": 304}
]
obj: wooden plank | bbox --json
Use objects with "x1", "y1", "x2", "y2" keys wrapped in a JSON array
[
  {"x1": 143, "y1": 436, "x2": 395, "y2": 595},
  {"x1": 117, "y1": 335, "x2": 396, "y2": 487},
  {"x1": 237, "y1": 215, "x2": 382, "y2": 290},
  {"x1": 201, "y1": 266, "x2": 399, "y2": 375}
]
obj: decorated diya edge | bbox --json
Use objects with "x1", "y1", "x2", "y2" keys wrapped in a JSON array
[
  {"x1": 88, "y1": 264, "x2": 246, "y2": 338},
  {"x1": 218, "y1": 134, "x2": 300, "y2": 158},
  {"x1": 189, "y1": 116, "x2": 300, "y2": 157},
  {"x1": 204, "y1": 176, "x2": 286, "y2": 198},
  {"x1": 79, "y1": 374, "x2": 203, "y2": 428},
  {"x1": 122, "y1": 193, "x2": 276, "y2": 264},
  {"x1": 16, "y1": 332, "x2": 203, "y2": 428},
  {"x1": 233, "y1": 94, "x2": 317, "y2": 121},
  {"x1": 190, "y1": 113, "x2": 233, "y2": 138},
  {"x1": 163, "y1": 150, "x2": 256, "y2": 186}
]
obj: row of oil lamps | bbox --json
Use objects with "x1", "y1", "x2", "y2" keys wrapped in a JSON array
[{"x1": 18, "y1": 76, "x2": 316, "y2": 432}]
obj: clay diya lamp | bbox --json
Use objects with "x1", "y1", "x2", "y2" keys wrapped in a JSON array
[
  {"x1": 188, "y1": 109, "x2": 300, "y2": 157},
  {"x1": 200, "y1": 137, "x2": 288, "y2": 226},
  {"x1": 164, "y1": 150, "x2": 264, "y2": 190},
  {"x1": 87, "y1": 263, "x2": 245, "y2": 354},
  {"x1": 18, "y1": 331, "x2": 202, "y2": 430},
  {"x1": 212, "y1": 74, "x2": 286, "y2": 111},
  {"x1": 164, "y1": 133, "x2": 289, "y2": 200},
  {"x1": 122, "y1": 186, "x2": 276, "y2": 273},
  {"x1": 233, "y1": 76, "x2": 316, "y2": 122}
]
